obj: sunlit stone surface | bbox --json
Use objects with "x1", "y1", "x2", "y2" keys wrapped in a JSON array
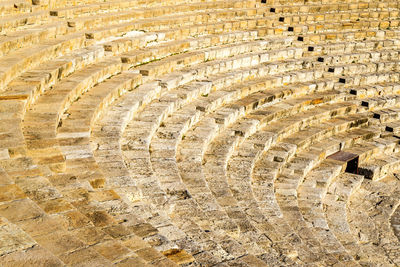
[{"x1": 1, "y1": 0, "x2": 400, "y2": 266}]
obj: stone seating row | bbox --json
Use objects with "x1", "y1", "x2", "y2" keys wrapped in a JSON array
[
  {"x1": 0, "y1": 10, "x2": 274, "y2": 93},
  {"x1": 3, "y1": 0, "x2": 262, "y2": 91},
  {"x1": 0, "y1": 0, "x2": 32, "y2": 16},
  {"x1": 2, "y1": 0, "x2": 400, "y2": 265},
  {"x1": 260, "y1": 1, "x2": 400, "y2": 14},
  {"x1": 0, "y1": 1, "x2": 258, "y2": 56}
]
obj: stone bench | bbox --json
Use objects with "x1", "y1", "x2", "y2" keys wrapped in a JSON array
[
  {"x1": 0, "y1": 32, "x2": 88, "y2": 92},
  {"x1": 0, "y1": 22, "x2": 69, "y2": 58},
  {"x1": 274, "y1": 9, "x2": 400, "y2": 25},
  {"x1": 295, "y1": 29, "x2": 399, "y2": 45},
  {"x1": 67, "y1": 1, "x2": 257, "y2": 30}
]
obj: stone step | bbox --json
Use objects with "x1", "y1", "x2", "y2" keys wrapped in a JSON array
[
  {"x1": 245, "y1": 125, "x2": 379, "y2": 265},
  {"x1": 52, "y1": 0, "x2": 257, "y2": 19},
  {"x1": 2, "y1": 6, "x2": 266, "y2": 93},
  {"x1": 324, "y1": 171, "x2": 366, "y2": 264},
  {"x1": 53, "y1": 35, "x2": 302, "y2": 266},
  {"x1": 273, "y1": 9, "x2": 400, "y2": 25},
  {"x1": 297, "y1": 136, "x2": 398, "y2": 264},
  {"x1": 268, "y1": 124, "x2": 381, "y2": 264},
  {"x1": 349, "y1": 82, "x2": 400, "y2": 99},
  {"x1": 358, "y1": 150, "x2": 400, "y2": 181},
  {"x1": 347, "y1": 174, "x2": 400, "y2": 265},
  {"x1": 0, "y1": 10, "x2": 49, "y2": 33},
  {"x1": 302, "y1": 38, "x2": 400, "y2": 55},
  {"x1": 0, "y1": 21, "x2": 69, "y2": 58},
  {"x1": 359, "y1": 94, "x2": 400, "y2": 111},
  {"x1": 293, "y1": 29, "x2": 400, "y2": 46},
  {"x1": 176, "y1": 97, "x2": 359, "y2": 260},
  {"x1": 0, "y1": 0, "x2": 32, "y2": 16},
  {"x1": 261, "y1": 2, "x2": 399, "y2": 15},
  {"x1": 0, "y1": 32, "x2": 86, "y2": 92},
  {"x1": 70, "y1": 3, "x2": 259, "y2": 31},
  {"x1": 22, "y1": 38, "x2": 274, "y2": 173},
  {"x1": 199, "y1": 94, "x2": 357, "y2": 262},
  {"x1": 91, "y1": 84, "x2": 221, "y2": 266},
  {"x1": 2, "y1": 0, "x2": 400, "y2": 265},
  {"x1": 372, "y1": 107, "x2": 400, "y2": 123},
  {"x1": 23, "y1": 58, "x2": 122, "y2": 172},
  {"x1": 0, "y1": 183, "x2": 157, "y2": 265}
]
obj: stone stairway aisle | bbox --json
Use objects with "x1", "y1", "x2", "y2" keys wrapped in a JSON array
[{"x1": 1, "y1": 0, "x2": 400, "y2": 266}]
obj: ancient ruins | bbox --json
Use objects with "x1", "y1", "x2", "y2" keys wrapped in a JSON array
[{"x1": 0, "y1": 0, "x2": 400, "y2": 265}]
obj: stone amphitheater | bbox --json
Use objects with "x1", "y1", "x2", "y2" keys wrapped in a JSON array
[{"x1": 2, "y1": 0, "x2": 400, "y2": 266}]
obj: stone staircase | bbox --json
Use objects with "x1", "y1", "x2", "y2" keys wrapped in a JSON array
[{"x1": 1, "y1": 0, "x2": 400, "y2": 266}]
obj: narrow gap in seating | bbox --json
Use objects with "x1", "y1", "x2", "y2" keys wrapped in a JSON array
[
  {"x1": 345, "y1": 157, "x2": 359, "y2": 174},
  {"x1": 373, "y1": 113, "x2": 381, "y2": 119},
  {"x1": 386, "y1": 126, "x2": 394, "y2": 132}
]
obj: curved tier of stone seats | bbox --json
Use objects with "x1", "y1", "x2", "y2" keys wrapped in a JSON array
[
  {"x1": 347, "y1": 174, "x2": 400, "y2": 266},
  {"x1": 2, "y1": 0, "x2": 400, "y2": 266}
]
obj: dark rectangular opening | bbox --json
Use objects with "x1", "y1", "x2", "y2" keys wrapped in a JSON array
[
  {"x1": 297, "y1": 36, "x2": 304, "y2": 41},
  {"x1": 261, "y1": 0, "x2": 266, "y2": 3},
  {"x1": 386, "y1": 126, "x2": 394, "y2": 132},
  {"x1": 328, "y1": 67, "x2": 334, "y2": 73},
  {"x1": 345, "y1": 157, "x2": 359, "y2": 174},
  {"x1": 361, "y1": 101, "x2": 369, "y2": 107},
  {"x1": 234, "y1": 130, "x2": 244, "y2": 137},
  {"x1": 317, "y1": 57, "x2": 324, "y2": 62},
  {"x1": 270, "y1": 7, "x2": 275, "y2": 12},
  {"x1": 349, "y1": 89, "x2": 357, "y2": 95},
  {"x1": 279, "y1": 17, "x2": 284, "y2": 22},
  {"x1": 308, "y1": 46, "x2": 314, "y2": 51},
  {"x1": 288, "y1": 26, "x2": 294, "y2": 32},
  {"x1": 373, "y1": 113, "x2": 381, "y2": 119},
  {"x1": 339, "y1": 78, "x2": 346, "y2": 83}
]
